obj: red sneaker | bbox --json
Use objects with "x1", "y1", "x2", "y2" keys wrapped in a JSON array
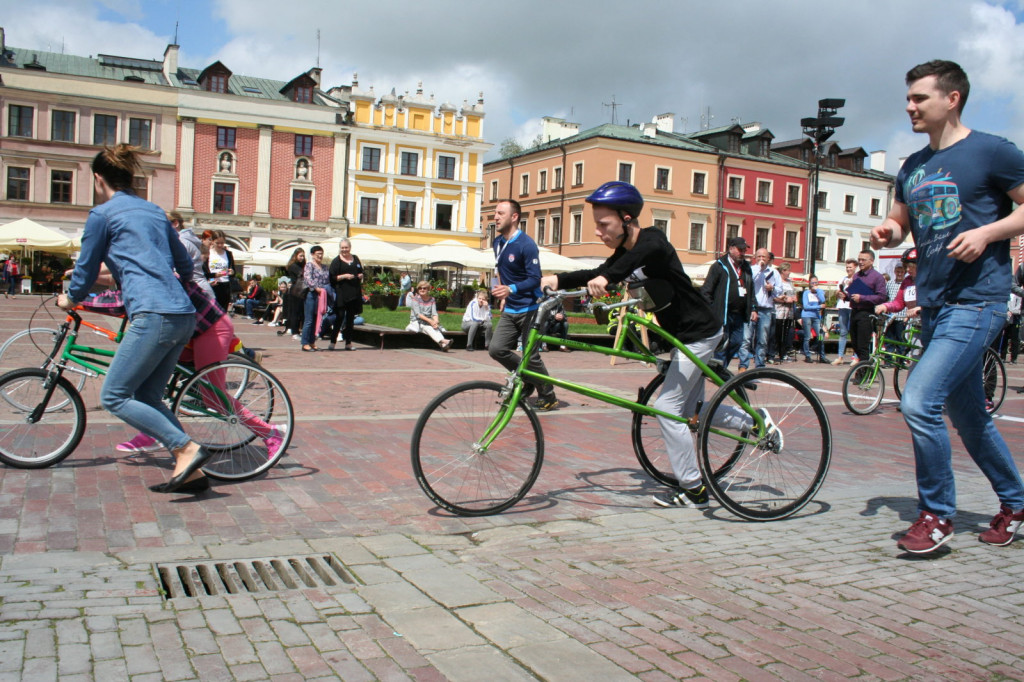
[
  {"x1": 979, "y1": 505, "x2": 1024, "y2": 546},
  {"x1": 897, "y1": 511, "x2": 953, "y2": 554}
]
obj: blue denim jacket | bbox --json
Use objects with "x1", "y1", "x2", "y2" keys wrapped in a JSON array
[{"x1": 68, "y1": 191, "x2": 195, "y2": 318}]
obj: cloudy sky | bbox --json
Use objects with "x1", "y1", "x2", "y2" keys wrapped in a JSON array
[{"x1": 5, "y1": 0, "x2": 1024, "y2": 173}]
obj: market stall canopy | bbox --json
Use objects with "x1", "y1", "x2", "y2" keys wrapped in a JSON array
[
  {"x1": 235, "y1": 247, "x2": 289, "y2": 267},
  {"x1": 792, "y1": 263, "x2": 846, "y2": 287},
  {"x1": 0, "y1": 218, "x2": 77, "y2": 253},
  {"x1": 334, "y1": 235, "x2": 422, "y2": 266},
  {"x1": 535, "y1": 247, "x2": 595, "y2": 274},
  {"x1": 683, "y1": 259, "x2": 718, "y2": 282},
  {"x1": 409, "y1": 239, "x2": 494, "y2": 270}
]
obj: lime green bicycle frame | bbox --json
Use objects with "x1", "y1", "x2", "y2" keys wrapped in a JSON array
[{"x1": 475, "y1": 294, "x2": 765, "y2": 450}]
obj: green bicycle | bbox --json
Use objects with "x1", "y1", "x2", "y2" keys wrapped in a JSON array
[
  {"x1": 411, "y1": 287, "x2": 832, "y2": 521},
  {"x1": 0, "y1": 300, "x2": 293, "y2": 479},
  {"x1": 842, "y1": 313, "x2": 1005, "y2": 415}
]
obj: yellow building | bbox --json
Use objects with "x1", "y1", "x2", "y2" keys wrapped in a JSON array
[{"x1": 335, "y1": 78, "x2": 490, "y2": 248}]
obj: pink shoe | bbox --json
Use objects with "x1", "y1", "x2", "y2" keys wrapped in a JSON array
[
  {"x1": 264, "y1": 425, "x2": 289, "y2": 460},
  {"x1": 116, "y1": 433, "x2": 161, "y2": 453}
]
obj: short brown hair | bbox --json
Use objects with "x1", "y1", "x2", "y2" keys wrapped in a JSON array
[{"x1": 906, "y1": 60, "x2": 970, "y2": 113}]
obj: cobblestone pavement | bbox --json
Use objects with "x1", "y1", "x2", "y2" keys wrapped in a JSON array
[{"x1": 1, "y1": 295, "x2": 1023, "y2": 680}]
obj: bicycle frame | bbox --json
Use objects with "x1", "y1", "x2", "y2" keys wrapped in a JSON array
[{"x1": 477, "y1": 291, "x2": 765, "y2": 450}]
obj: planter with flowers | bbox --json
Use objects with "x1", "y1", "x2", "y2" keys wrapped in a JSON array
[{"x1": 430, "y1": 279, "x2": 452, "y2": 311}]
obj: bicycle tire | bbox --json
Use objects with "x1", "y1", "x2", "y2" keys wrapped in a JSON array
[
  {"x1": 698, "y1": 368, "x2": 831, "y2": 521},
  {"x1": 892, "y1": 363, "x2": 912, "y2": 400},
  {"x1": 632, "y1": 369, "x2": 746, "y2": 487},
  {"x1": 983, "y1": 348, "x2": 1006, "y2": 415},
  {"x1": 842, "y1": 360, "x2": 885, "y2": 415},
  {"x1": 173, "y1": 361, "x2": 293, "y2": 481},
  {"x1": 0, "y1": 368, "x2": 86, "y2": 468},
  {"x1": 0, "y1": 328, "x2": 87, "y2": 404},
  {"x1": 411, "y1": 380, "x2": 543, "y2": 516}
]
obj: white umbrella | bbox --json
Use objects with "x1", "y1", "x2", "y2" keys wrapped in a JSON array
[
  {"x1": 241, "y1": 247, "x2": 291, "y2": 267},
  {"x1": 0, "y1": 218, "x2": 76, "y2": 253},
  {"x1": 346, "y1": 235, "x2": 422, "y2": 266},
  {"x1": 536, "y1": 247, "x2": 593, "y2": 274},
  {"x1": 409, "y1": 239, "x2": 494, "y2": 270}
]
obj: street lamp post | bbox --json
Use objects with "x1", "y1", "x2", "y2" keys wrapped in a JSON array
[{"x1": 802, "y1": 98, "x2": 845, "y2": 277}]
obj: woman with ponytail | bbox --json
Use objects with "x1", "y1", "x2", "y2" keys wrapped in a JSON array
[{"x1": 58, "y1": 144, "x2": 212, "y2": 494}]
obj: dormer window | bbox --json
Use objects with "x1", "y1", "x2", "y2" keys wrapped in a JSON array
[
  {"x1": 294, "y1": 85, "x2": 313, "y2": 104},
  {"x1": 198, "y1": 62, "x2": 233, "y2": 94},
  {"x1": 207, "y1": 73, "x2": 227, "y2": 93}
]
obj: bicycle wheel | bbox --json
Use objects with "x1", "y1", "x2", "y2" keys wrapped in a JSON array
[
  {"x1": 0, "y1": 328, "x2": 87, "y2": 403},
  {"x1": 632, "y1": 369, "x2": 745, "y2": 487},
  {"x1": 411, "y1": 380, "x2": 543, "y2": 516},
  {"x1": 842, "y1": 360, "x2": 885, "y2": 415},
  {"x1": 173, "y1": 361, "x2": 293, "y2": 481},
  {"x1": 984, "y1": 348, "x2": 1006, "y2": 415},
  {"x1": 0, "y1": 368, "x2": 86, "y2": 468},
  {"x1": 892, "y1": 362, "x2": 913, "y2": 400},
  {"x1": 698, "y1": 368, "x2": 831, "y2": 521}
]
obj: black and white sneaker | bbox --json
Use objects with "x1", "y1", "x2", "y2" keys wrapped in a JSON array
[{"x1": 652, "y1": 484, "x2": 709, "y2": 509}]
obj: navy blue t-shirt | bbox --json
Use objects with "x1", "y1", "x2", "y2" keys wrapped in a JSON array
[{"x1": 895, "y1": 131, "x2": 1024, "y2": 307}]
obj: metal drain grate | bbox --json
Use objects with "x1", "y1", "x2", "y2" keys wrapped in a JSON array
[{"x1": 155, "y1": 553, "x2": 355, "y2": 600}]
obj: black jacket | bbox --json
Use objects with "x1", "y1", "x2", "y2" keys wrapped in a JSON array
[{"x1": 701, "y1": 254, "x2": 753, "y2": 327}]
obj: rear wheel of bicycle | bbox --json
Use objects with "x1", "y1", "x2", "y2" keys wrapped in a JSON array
[
  {"x1": 892, "y1": 362, "x2": 913, "y2": 401},
  {"x1": 983, "y1": 348, "x2": 1006, "y2": 415},
  {"x1": 699, "y1": 368, "x2": 831, "y2": 521},
  {"x1": 173, "y1": 361, "x2": 293, "y2": 481},
  {"x1": 0, "y1": 368, "x2": 86, "y2": 468},
  {"x1": 411, "y1": 381, "x2": 543, "y2": 516},
  {"x1": 632, "y1": 368, "x2": 745, "y2": 488},
  {"x1": 843, "y1": 360, "x2": 885, "y2": 415}
]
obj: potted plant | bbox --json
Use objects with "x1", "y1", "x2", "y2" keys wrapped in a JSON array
[
  {"x1": 364, "y1": 278, "x2": 385, "y2": 308},
  {"x1": 431, "y1": 279, "x2": 452, "y2": 311},
  {"x1": 380, "y1": 275, "x2": 401, "y2": 311}
]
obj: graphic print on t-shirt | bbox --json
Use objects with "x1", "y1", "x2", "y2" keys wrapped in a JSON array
[{"x1": 905, "y1": 167, "x2": 962, "y2": 232}]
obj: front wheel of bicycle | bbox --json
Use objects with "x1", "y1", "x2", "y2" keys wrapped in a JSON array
[
  {"x1": 698, "y1": 368, "x2": 831, "y2": 521},
  {"x1": 842, "y1": 360, "x2": 885, "y2": 415},
  {"x1": 173, "y1": 361, "x2": 293, "y2": 481},
  {"x1": 0, "y1": 328, "x2": 86, "y2": 408},
  {"x1": 0, "y1": 368, "x2": 86, "y2": 468},
  {"x1": 411, "y1": 381, "x2": 544, "y2": 516}
]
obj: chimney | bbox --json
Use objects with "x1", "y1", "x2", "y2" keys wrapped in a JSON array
[
  {"x1": 308, "y1": 67, "x2": 322, "y2": 86},
  {"x1": 869, "y1": 150, "x2": 887, "y2": 172},
  {"x1": 541, "y1": 116, "x2": 579, "y2": 142},
  {"x1": 640, "y1": 122, "x2": 657, "y2": 138},
  {"x1": 0, "y1": 27, "x2": 6, "y2": 55},
  {"x1": 654, "y1": 113, "x2": 674, "y2": 133},
  {"x1": 163, "y1": 43, "x2": 179, "y2": 83}
]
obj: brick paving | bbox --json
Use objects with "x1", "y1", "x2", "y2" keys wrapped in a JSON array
[{"x1": 1, "y1": 294, "x2": 1024, "y2": 680}]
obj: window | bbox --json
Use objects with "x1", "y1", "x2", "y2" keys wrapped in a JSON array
[
  {"x1": 6, "y1": 167, "x2": 29, "y2": 200},
  {"x1": 726, "y1": 223, "x2": 740, "y2": 242},
  {"x1": 870, "y1": 198, "x2": 882, "y2": 217},
  {"x1": 653, "y1": 219, "x2": 668, "y2": 233},
  {"x1": 359, "y1": 197, "x2": 378, "y2": 224},
  {"x1": 361, "y1": 147, "x2": 381, "y2": 172},
  {"x1": 51, "y1": 110, "x2": 76, "y2": 142},
  {"x1": 551, "y1": 216, "x2": 561, "y2": 245},
  {"x1": 837, "y1": 238, "x2": 847, "y2": 263},
  {"x1": 295, "y1": 134, "x2": 313, "y2": 156},
  {"x1": 786, "y1": 184, "x2": 801, "y2": 208},
  {"x1": 692, "y1": 172, "x2": 707, "y2": 195},
  {"x1": 755, "y1": 227, "x2": 769, "y2": 250},
  {"x1": 618, "y1": 162, "x2": 632, "y2": 184},
  {"x1": 400, "y1": 151, "x2": 418, "y2": 176},
  {"x1": 573, "y1": 162, "x2": 584, "y2": 186},
  {"x1": 293, "y1": 85, "x2": 313, "y2": 104},
  {"x1": 213, "y1": 182, "x2": 235, "y2": 213},
  {"x1": 437, "y1": 155, "x2": 456, "y2": 180},
  {"x1": 844, "y1": 194, "x2": 855, "y2": 213},
  {"x1": 50, "y1": 170, "x2": 73, "y2": 203},
  {"x1": 435, "y1": 204, "x2": 452, "y2": 231},
  {"x1": 292, "y1": 189, "x2": 312, "y2": 219},
  {"x1": 489, "y1": 180, "x2": 498, "y2": 201},
  {"x1": 207, "y1": 73, "x2": 227, "y2": 93},
  {"x1": 784, "y1": 231, "x2": 798, "y2": 259},
  {"x1": 217, "y1": 127, "x2": 236, "y2": 149},
  {"x1": 132, "y1": 175, "x2": 148, "y2": 201},
  {"x1": 689, "y1": 222, "x2": 704, "y2": 251},
  {"x1": 814, "y1": 236, "x2": 825, "y2": 261},
  {"x1": 816, "y1": 190, "x2": 828, "y2": 209},
  {"x1": 536, "y1": 217, "x2": 546, "y2": 245},
  {"x1": 572, "y1": 213, "x2": 582, "y2": 243},
  {"x1": 128, "y1": 118, "x2": 152, "y2": 149},
  {"x1": 538, "y1": 170, "x2": 547, "y2": 192},
  {"x1": 8, "y1": 105, "x2": 33, "y2": 137},
  {"x1": 398, "y1": 200, "x2": 416, "y2": 227},
  {"x1": 727, "y1": 176, "x2": 743, "y2": 200},
  {"x1": 656, "y1": 167, "x2": 670, "y2": 191},
  {"x1": 554, "y1": 167, "x2": 563, "y2": 190},
  {"x1": 862, "y1": 240, "x2": 872, "y2": 252},
  {"x1": 756, "y1": 180, "x2": 772, "y2": 204},
  {"x1": 520, "y1": 173, "x2": 529, "y2": 196},
  {"x1": 93, "y1": 114, "x2": 117, "y2": 146}
]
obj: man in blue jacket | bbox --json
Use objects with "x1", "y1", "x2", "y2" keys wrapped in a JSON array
[{"x1": 489, "y1": 199, "x2": 558, "y2": 410}]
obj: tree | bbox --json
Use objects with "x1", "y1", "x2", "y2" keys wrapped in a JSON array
[{"x1": 498, "y1": 137, "x2": 524, "y2": 159}]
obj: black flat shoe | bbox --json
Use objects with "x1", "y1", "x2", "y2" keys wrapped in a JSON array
[
  {"x1": 150, "y1": 476, "x2": 210, "y2": 494},
  {"x1": 159, "y1": 447, "x2": 214, "y2": 492}
]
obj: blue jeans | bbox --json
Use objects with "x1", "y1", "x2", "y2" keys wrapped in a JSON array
[
  {"x1": 801, "y1": 316, "x2": 825, "y2": 360},
  {"x1": 100, "y1": 312, "x2": 195, "y2": 451},
  {"x1": 714, "y1": 311, "x2": 749, "y2": 367},
  {"x1": 901, "y1": 302, "x2": 1024, "y2": 519},
  {"x1": 301, "y1": 290, "x2": 320, "y2": 346},
  {"x1": 752, "y1": 308, "x2": 774, "y2": 368},
  {"x1": 836, "y1": 308, "x2": 851, "y2": 357}
]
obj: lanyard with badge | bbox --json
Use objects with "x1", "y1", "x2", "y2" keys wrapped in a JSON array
[{"x1": 493, "y1": 229, "x2": 521, "y2": 288}]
